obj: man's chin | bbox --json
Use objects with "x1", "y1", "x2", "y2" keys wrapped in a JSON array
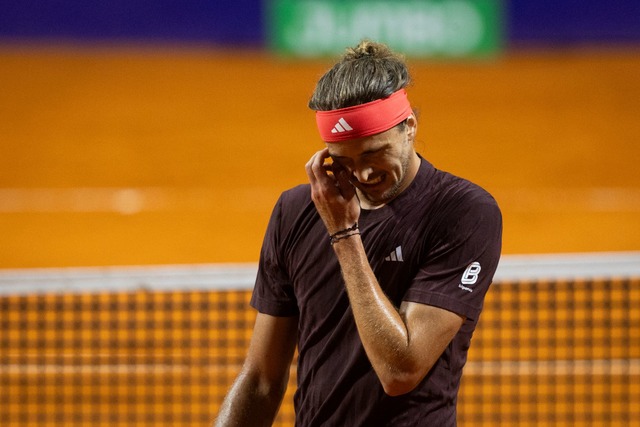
[{"x1": 359, "y1": 188, "x2": 398, "y2": 208}]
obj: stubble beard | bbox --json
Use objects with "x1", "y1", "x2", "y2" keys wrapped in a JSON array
[{"x1": 358, "y1": 148, "x2": 413, "y2": 207}]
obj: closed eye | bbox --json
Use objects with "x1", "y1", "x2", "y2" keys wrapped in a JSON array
[{"x1": 330, "y1": 145, "x2": 389, "y2": 163}]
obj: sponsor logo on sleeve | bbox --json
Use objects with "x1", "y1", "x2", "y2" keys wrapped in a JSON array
[{"x1": 458, "y1": 261, "x2": 481, "y2": 293}]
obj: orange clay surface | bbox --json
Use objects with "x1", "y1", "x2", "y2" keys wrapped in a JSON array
[{"x1": 1, "y1": 45, "x2": 639, "y2": 268}]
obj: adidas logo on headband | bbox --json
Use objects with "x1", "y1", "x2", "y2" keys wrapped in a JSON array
[
  {"x1": 315, "y1": 89, "x2": 412, "y2": 142},
  {"x1": 331, "y1": 118, "x2": 353, "y2": 134}
]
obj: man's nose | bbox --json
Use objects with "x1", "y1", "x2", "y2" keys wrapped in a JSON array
[{"x1": 353, "y1": 165, "x2": 374, "y2": 183}]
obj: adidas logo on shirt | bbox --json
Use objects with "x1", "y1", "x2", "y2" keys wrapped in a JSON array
[
  {"x1": 384, "y1": 246, "x2": 404, "y2": 262},
  {"x1": 331, "y1": 118, "x2": 353, "y2": 134}
]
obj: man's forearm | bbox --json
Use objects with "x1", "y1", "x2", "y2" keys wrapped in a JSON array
[
  {"x1": 214, "y1": 370, "x2": 286, "y2": 427},
  {"x1": 331, "y1": 235, "x2": 416, "y2": 390}
]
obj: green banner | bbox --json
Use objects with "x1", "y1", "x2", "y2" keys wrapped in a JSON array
[{"x1": 267, "y1": 0, "x2": 503, "y2": 58}]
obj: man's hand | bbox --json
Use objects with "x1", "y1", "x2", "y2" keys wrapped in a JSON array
[{"x1": 305, "y1": 148, "x2": 360, "y2": 234}]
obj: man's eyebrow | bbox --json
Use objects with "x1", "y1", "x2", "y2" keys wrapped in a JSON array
[
  {"x1": 362, "y1": 146, "x2": 386, "y2": 155},
  {"x1": 330, "y1": 144, "x2": 389, "y2": 160}
]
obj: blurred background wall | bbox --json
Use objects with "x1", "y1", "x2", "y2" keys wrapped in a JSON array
[
  {"x1": 1, "y1": 1, "x2": 640, "y2": 46},
  {"x1": 1, "y1": 1, "x2": 639, "y2": 268}
]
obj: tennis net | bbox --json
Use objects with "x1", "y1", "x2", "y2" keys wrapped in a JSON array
[{"x1": 1, "y1": 253, "x2": 639, "y2": 426}]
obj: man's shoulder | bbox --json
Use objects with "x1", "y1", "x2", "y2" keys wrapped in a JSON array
[
  {"x1": 412, "y1": 159, "x2": 496, "y2": 207},
  {"x1": 280, "y1": 183, "x2": 312, "y2": 206},
  {"x1": 430, "y1": 168, "x2": 499, "y2": 209},
  {"x1": 272, "y1": 184, "x2": 317, "y2": 225},
  {"x1": 282, "y1": 183, "x2": 311, "y2": 197}
]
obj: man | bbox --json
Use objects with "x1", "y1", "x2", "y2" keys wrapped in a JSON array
[{"x1": 215, "y1": 40, "x2": 502, "y2": 426}]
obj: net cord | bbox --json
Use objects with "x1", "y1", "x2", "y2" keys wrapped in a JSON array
[{"x1": 1, "y1": 252, "x2": 639, "y2": 296}]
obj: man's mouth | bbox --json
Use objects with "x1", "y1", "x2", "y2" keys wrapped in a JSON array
[{"x1": 359, "y1": 174, "x2": 384, "y2": 187}]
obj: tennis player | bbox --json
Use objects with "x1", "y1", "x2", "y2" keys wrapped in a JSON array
[{"x1": 215, "y1": 40, "x2": 502, "y2": 426}]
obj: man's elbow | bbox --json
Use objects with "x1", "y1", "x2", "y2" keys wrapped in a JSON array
[{"x1": 380, "y1": 370, "x2": 425, "y2": 397}]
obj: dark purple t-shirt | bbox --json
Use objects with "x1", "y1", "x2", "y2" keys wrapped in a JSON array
[{"x1": 250, "y1": 158, "x2": 502, "y2": 426}]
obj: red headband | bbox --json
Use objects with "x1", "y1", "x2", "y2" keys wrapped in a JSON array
[{"x1": 315, "y1": 89, "x2": 412, "y2": 142}]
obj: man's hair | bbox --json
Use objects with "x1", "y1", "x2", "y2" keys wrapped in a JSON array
[{"x1": 308, "y1": 40, "x2": 411, "y2": 111}]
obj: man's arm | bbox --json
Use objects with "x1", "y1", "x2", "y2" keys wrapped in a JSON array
[
  {"x1": 332, "y1": 236, "x2": 464, "y2": 396},
  {"x1": 305, "y1": 148, "x2": 464, "y2": 396},
  {"x1": 214, "y1": 313, "x2": 298, "y2": 427}
]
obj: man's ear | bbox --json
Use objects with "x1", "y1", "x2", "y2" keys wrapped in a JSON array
[{"x1": 405, "y1": 114, "x2": 418, "y2": 142}]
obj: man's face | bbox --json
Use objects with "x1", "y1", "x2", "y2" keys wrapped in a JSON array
[{"x1": 326, "y1": 119, "x2": 419, "y2": 209}]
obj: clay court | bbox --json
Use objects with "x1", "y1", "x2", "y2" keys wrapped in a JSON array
[
  {"x1": 1, "y1": 46, "x2": 639, "y2": 268},
  {"x1": 1, "y1": 45, "x2": 639, "y2": 426}
]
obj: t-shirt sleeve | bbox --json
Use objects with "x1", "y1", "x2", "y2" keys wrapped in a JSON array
[
  {"x1": 403, "y1": 191, "x2": 502, "y2": 321},
  {"x1": 250, "y1": 194, "x2": 299, "y2": 317}
]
